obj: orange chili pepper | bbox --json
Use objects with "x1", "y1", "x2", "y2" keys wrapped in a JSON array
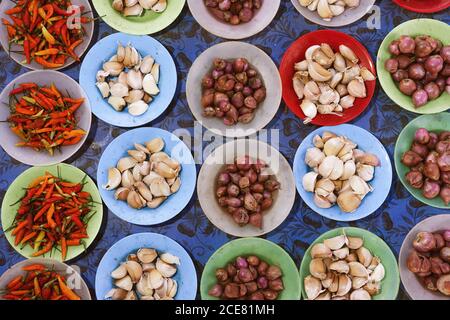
[
  {"x1": 46, "y1": 203, "x2": 56, "y2": 229},
  {"x1": 34, "y1": 48, "x2": 59, "y2": 56},
  {"x1": 57, "y1": 276, "x2": 80, "y2": 300},
  {"x1": 32, "y1": 240, "x2": 53, "y2": 257}
]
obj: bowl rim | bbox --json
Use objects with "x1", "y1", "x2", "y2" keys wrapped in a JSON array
[
  {"x1": 186, "y1": 41, "x2": 282, "y2": 138},
  {"x1": 279, "y1": 29, "x2": 376, "y2": 126},
  {"x1": 187, "y1": 0, "x2": 281, "y2": 40},
  {"x1": 298, "y1": 227, "x2": 400, "y2": 300},
  {"x1": 0, "y1": 0, "x2": 94, "y2": 71},
  {"x1": 0, "y1": 258, "x2": 92, "y2": 300},
  {"x1": 393, "y1": 113, "x2": 450, "y2": 209},
  {"x1": 197, "y1": 138, "x2": 296, "y2": 237},
  {"x1": 293, "y1": 124, "x2": 393, "y2": 221},
  {"x1": 398, "y1": 214, "x2": 450, "y2": 300},
  {"x1": 96, "y1": 127, "x2": 197, "y2": 226},
  {"x1": 94, "y1": 232, "x2": 198, "y2": 300},
  {"x1": 92, "y1": 0, "x2": 186, "y2": 35},
  {"x1": 79, "y1": 32, "x2": 177, "y2": 128},
  {"x1": 376, "y1": 18, "x2": 450, "y2": 115},
  {"x1": 290, "y1": 0, "x2": 376, "y2": 27},
  {"x1": 0, "y1": 70, "x2": 92, "y2": 166},
  {"x1": 1, "y1": 163, "x2": 103, "y2": 261},
  {"x1": 392, "y1": 0, "x2": 450, "y2": 13},
  {"x1": 200, "y1": 237, "x2": 302, "y2": 300}
]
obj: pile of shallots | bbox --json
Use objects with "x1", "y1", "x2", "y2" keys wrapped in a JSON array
[
  {"x1": 407, "y1": 230, "x2": 450, "y2": 296},
  {"x1": 402, "y1": 128, "x2": 449, "y2": 205},
  {"x1": 293, "y1": 43, "x2": 375, "y2": 124},
  {"x1": 204, "y1": 0, "x2": 262, "y2": 25},
  {"x1": 298, "y1": 0, "x2": 361, "y2": 21},
  {"x1": 302, "y1": 131, "x2": 380, "y2": 213}
]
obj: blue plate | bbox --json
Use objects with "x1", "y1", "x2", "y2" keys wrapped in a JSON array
[
  {"x1": 80, "y1": 33, "x2": 177, "y2": 127},
  {"x1": 293, "y1": 124, "x2": 392, "y2": 222},
  {"x1": 97, "y1": 127, "x2": 196, "y2": 225},
  {"x1": 95, "y1": 233, "x2": 197, "y2": 300}
]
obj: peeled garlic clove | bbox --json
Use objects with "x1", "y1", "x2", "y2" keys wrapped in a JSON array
[
  {"x1": 315, "y1": 178, "x2": 335, "y2": 197},
  {"x1": 140, "y1": 161, "x2": 151, "y2": 176},
  {"x1": 106, "y1": 288, "x2": 128, "y2": 300},
  {"x1": 147, "y1": 196, "x2": 167, "y2": 208},
  {"x1": 136, "y1": 273, "x2": 154, "y2": 296},
  {"x1": 103, "y1": 167, "x2": 122, "y2": 190},
  {"x1": 151, "y1": 0, "x2": 167, "y2": 12},
  {"x1": 305, "y1": 45, "x2": 321, "y2": 61},
  {"x1": 324, "y1": 235, "x2": 347, "y2": 250},
  {"x1": 345, "y1": 0, "x2": 360, "y2": 7},
  {"x1": 170, "y1": 177, "x2": 181, "y2": 193},
  {"x1": 314, "y1": 193, "x2": 333, "y2": 209},
  {"x1": 128, "y1": 100, "x2": 149, "y2": 117},
  {"x1": 139, "y1": 0, "x2": 158, "y2": 9},
  {"x1": 340, "y1": 160, "x2": 356, "y2": 181},
  {"x1": 128, "y1": 149, "x2": 146, "y2": 163},
  {"x1": 356, "y1": 247, "x2": 373, "y2": 267},
  {"x1": 364, "y1": 281, "x2": 381, "y2": 296},
  {"x1": 125, "y1": 0, "x2": 138, "y2": 5},
  {"x1": 124, "y1": 260, "x2": 143, "y2": 284},
  {"x1": 346, "y1": 252, "x2": 358, "y2": 262},
  {"x1": 354, "y1": 152, "x2": 381, "y2": 167},
  {"x1": 323, "y1": 137, "x2": 345, "y2": 156},
  {"x1": 352, "y1": 277, "x2": 369, "y2": 290},
  {"x1": 369, "y1": 263, "x2": 385, "y2": 282},
  {"x1": 311, "y1": 243, "x2": 332, "y2": 259},
  {"x1": 350, "y1": 288, "x2": 372, "y2": 300},
  {"x1": 333, "y1": 53, "x2": 347, "y2": 72},
  {"x1": 126, "y1": 69, "x2": 143, "y2": 90},
  {"x1": 117, "y1": 157, "x2": 137, "y2": 172},
  {"x1": 348, "y1": 77, "x2": 367, "y2": 98},
  {"x1": 115, "y1": 275, "x2": 133, "y2": 291},
  {"x1": 143, "y1": 172, "x2": 162, "y2": 186},
  {"x1": 349, "y1": 261, "x2": 369, "y2": 278},
  {"x1": 135, "y1": 181, "x2": 153, "y2": 202},
  {"x1": 368, "y1": 256, "x2": 381, "y2": 270},
  {"x1": 302, "y1": 171, "x2": 319, "y2": 193},
  {"x1": 333, "y1": 247, "x2": 349, "y2": 260},
  {"x1": 150, "y1": 178, "x2": 171, "y2": 197},
  {"x1": 160, "y1": 253, "x2": 181, "y2": 265},
  {"x1": 143, "y1": 74, "x2": 160, "y2": 96},
  {"x1": 329, "y1": 260, "x2": 350, "y2": 274},
  {"x1": 140, "y1": 55, "x2": 155, "y2": 74},
  {"x1": 103, "y1": 61, "x2": 124, "y2": 77},
  {"x1": 96, "y1": 82, "x2": 110, "y2": 98},
  {"x1": 347, "y1": 236, "x2": 364, "y2": 250},
  {"x1": 111, "y1": 264, "x2": 127, "y2": 279},
  {"x1": 337, "y1": 191, "x2": 362, "y2": 213},
  {"x1": 310, "y1": 258, "x2": 327, "y2": 280},
  {"x1": 167, "y1": 279, "x2": 178, "y2": 298},
  {"x1": 330, "y1": 4, "x2": 345, "y2": 16},
  {"x1": 156, "y1": 258, "x2": 177, "y2": 277},
  {"x1": 146, "y1": 137, "x2": 164, "y2": 153},
  {"x1": 304, "y1": 275, "x2": 323, "y2": 300},
  {"x1": 154, "y1": 162, "x2": 176, "y2": 180},
  {"x1": 293, "y1": 76, "x2": 305, "y2": 100},
  {"x1": 336, "y1": 275, "x2": 352, "y2": 296},
  {"x1": 357, "y1": 163, "x2": 374, "y2": 182},
  {"x1": 108, "y1": 96, "x2": 126, "y2": 112},
  {"x1": 137, "y1": 248, "x2": 158, "y2": 264},
  {"x1": 112, "y1": 0, "x2": 124, "y2": 12},
  {"x1": 110, "y1": 83, "x2": 129, "y2": 98},
  {"x1": 127, "y1": 190, "x2": 144, "y2": 209},
  {"x1": 317, "y1": 0, "x2": 333, "y2": 19},
  {"x1": 115, "y1": 187, "x2": 130, "y2": 201},
  {"x1": 349, "y1": 175, "x2": 371, "y2": 196},
  {"x1": 308, "y1": 0, "x2": 319, "y2": 11},
  {"x1": 151, "y1": 63, "x2": 160, "y2": 84},
  {"x1": 339, "y1": 44, "x2": 359, "y2": 64},
  {"x1": 124, "y1": 3, "x2": 143, "y2": 16},
  {"x1": 121, "y1": 170, "x2": 135, "y2": 188},
  {"x1": 318, "y1": 155, "x2": 340, "y2": 179},
  {"x1": 149, "y1": 269, "x2": 164, "y2": 289}
]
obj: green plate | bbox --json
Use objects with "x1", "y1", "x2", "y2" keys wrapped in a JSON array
[
  {"x1": 1, "y1": 164, "x2": 103, "y2": 262},
  {"x1": 299, "y1": 227, "x2": 400, "y2": 300},
  {"x1": 93, "y1": 0, "x2": 186, "y2": 35},
  {"x1": 200, "y1": 238, "x2": 301, "y2": 300},
  {"x1": 377, "y1": 19, "x2": 450, "y2": 114},
  {"x1": 394, "y1": 113, "x2": 450, "y2": 209}
]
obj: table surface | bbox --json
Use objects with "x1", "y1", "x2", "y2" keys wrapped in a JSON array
[{"x1": 0, "y1": 0, "x2": 448, "y2": 300}]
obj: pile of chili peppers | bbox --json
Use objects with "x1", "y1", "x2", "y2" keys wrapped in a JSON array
[
  {"x1": 2, "y1": 263, "x2": 81, "y2": 300},
  {"x1": 8, "y1": 172, "x2": 96, "y2": 261},
  {"x1": 2, "y1": 0, "x2": 90, "y2": 68},
  {"x1": 7, "y1": 82, "x2": 86, "y2": 155}
]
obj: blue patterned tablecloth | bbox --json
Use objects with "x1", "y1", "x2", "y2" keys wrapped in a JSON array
[{"x1": 0, "y1": 0, "x2": 449, "y2": 299}]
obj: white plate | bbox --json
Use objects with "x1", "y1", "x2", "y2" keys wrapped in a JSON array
[
  {"x1": 291, "y1": 0, "x2": 376, "y2": 27},
  {"x1": 187, "y1": 0, "x2": 280, "y2": 39},
  {"x1": 0, "y1": 0, "x2": 94, "y2": 70},
  {"x1": 186, "y1": 41, "x2": 281, "y2": 138},
  {"x1": 399, "y1": 214, "x2": 450, "y2": 300},
  {"x1": 197, "y1": 139, "x2": 296, "y2": 237},
  {"x1": 0, "y1": 258, "x2": 91, "y2": 300},
  {"x1": 0, "y1": 70, "x2": 92, "y2": 166}
]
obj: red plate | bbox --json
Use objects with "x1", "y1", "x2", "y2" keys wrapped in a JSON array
[
  {"x1": 280, "y1": 30, "x2": 376, "y2": 127},
  {"x1": 392, "y1": 0, "x2": 450, "y2": 13}
]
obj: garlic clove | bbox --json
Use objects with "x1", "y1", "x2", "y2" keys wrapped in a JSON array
[
  {"x1": 103, "y1": 167, "x2": 122, "y2": 190},
  {"x1": 314, "y1": 193, "x2": 333, "y2": 209},
  {"x1": 305, "y1": 45, "x2": 321, "y2": 61},
  {"x1": 304, "y1": 275, "x2": 323, "y2": 300},
  {"x1": 151, "y1": 0, "x2": 167, "y2": 12},
  {"x1": 151, "y1": 63, "x2": 160, "y2": 84},
  {"x1": 348, "y1": 261, "x2": 369, "y2": 278},
  {"x1": 156, "y1": 258, "x2": 177, "y2": 278},
  {"x1": 114, "y1": 187, "x2": 130, "y2": 201},
  {"x1": 339, "y1": 95, "x2": 355, "y2": 109},
  {"x1": 352, "y1": 277, "x2": 368, "y2": 290},
  {"x1": 147, "y1": 196, "x2": 167, "y2": 208},
  {"x1": 347, "y1": 236, "x2": 364, "y2": 250},
  {"x1": 347, "y1": 77, "x2": 367, "y2": 98},
  {"x1": 140, "y1": 55, "x2": 155, "y2": 74},
  {"x1": 305, "y1": 147, "x2": 325, "y2": 168},
  {"x1": 323, "y1": 137, "x2": 345, "y2": 156},
  {"x1": 339, "y1": 44, "x2": 359, "y2": 64},
  {"x1": 356, "y1": 163, "x2": 375, "y2": 181},
  {"x1": 294, "y1": 60, "x2": 309, "y2": 71},
  {"x1": 302, "y1": 171, "x2": 319, "y2": 192},
  {"x1": 315, "y1": 178, "x2": 335, "y2": 197},
  {"x1": 308, "y1": 61, "x2": 333, "y2": 82},
  {"x1": 137, "y1": 248, "x2": 158, "y2": 264},
  {"x1": 139, "y1": 0, "x2": 158, "y2": 10},
  {"x1": 329, "y1": 260, "x2": 350, "y2": 274},
  {"x1": 350, "y1": 288, "x2": 372, "y2": 300},
  {"x1": 123, "y1": 4, "x2": 143, "y2": 16},
  {"x1": 121, "y1": 170, "x2": 135, "y2": 188},
  {"x1": 349, "y1": 175, "x2": 371, "y2": 196},
  {"x1": 111, "y1": 264, "x2": 127, "y2": 279},
  {"x1": 110, "y1": 83, "x2": 129, "y2": 98},
  {"x1": 103, "y1": 61, "x2": 124, "y2": 76},
  {"x1": 336, "y1": 274, "x2": 352, "y2": 296},
  {"x1": 115, "y1": 276, "x2": 133, "y2": 292},
  {"x1": 307, "y1": 0, "x2": 319, "y2": 11},
  {"x1": 293, "y1": 76, "x2": 305, "y2": 100},
  {"x1": 324, "y1": 235, "x2": 347, "y2": 250},
  {"x1": 317, "y1": 0, "x2": 333, "y2": 19},
  {"x1": 311, "y1": 243, "x2": 332, "y2": 259},
  {"x1": 304, "y1": 81, "x2": 321, "y2": 101},
  {"x1": 112, "y1": 0, "x2": 124, "y2": 12},
  {"x1": 337, "y1": 191, "x2": 362, "y2": 213},
  {"x1": 310, "y1": 258, "x2": 327, "y2": 280},
  {"x1": 369, "y1": 263, "x2": 385, "y2": 282},
  {"x1": 356, "y1": 246, "x2": 373, "y2": 268},
  {"x1": 333, "y1": 247, "x2": 349, "y2": 260},
  {"x1": 128, "y1": 100, "x2": 149, "y2": 117},
  {"x1": 360, "y1": 67, "x2": 376, "y2": 81}
]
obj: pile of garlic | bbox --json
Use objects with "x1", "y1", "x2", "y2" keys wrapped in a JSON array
[
  {"x1": 103, "y1": 138, "x2": 181, "y2": 209},
  {"x1": 298, "y1": 0, "x2": 360, "y2": 21},
  {"x1": 304, "y1": 234, "x2": 385, "y2": 300},
  {"x1": 106, "y1": 248, "x2": 179, "y2": 300},
  {"x1": 96, "y1": 43, "x2": 160, "y2": 117},
  {"x1": 112, "y1": 0, "x2": 167, "y2": 16},
  {"x1": 302, "y1": 131, "x2": 380, "y2": 213},
  {"x1": 293, "y1": 43, "x2": 375, "y2": 124}
]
